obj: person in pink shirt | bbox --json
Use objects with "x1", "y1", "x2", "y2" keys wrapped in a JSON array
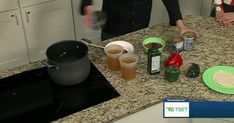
[{"x1": 213, "y1": 0, "x2": 234, "y2": 27}]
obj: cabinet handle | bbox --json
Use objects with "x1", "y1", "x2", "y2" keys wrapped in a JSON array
[
  {"x1": 11, "y1": 13, "x2": 19, "y2": 25},
  {"x1": 25, "y1": 11, "x2": 30, "y2": 23}
]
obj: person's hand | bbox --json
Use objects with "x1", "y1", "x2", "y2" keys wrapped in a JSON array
[
  {"x1": 176, "y1": 20, "x2": 198, "y2": 38},
  {"x1": 84, "y1": 5, "x2": 94, "y2": 28},
  {"x1": 216, "y1": 10, "x2": 224, "y2": 19},
  {"x1": 216, "y1": 11, "x2": 234, "y2": 27},
  {"x1": 179, "y1": 27, "x2": 198, "y2": 38}
]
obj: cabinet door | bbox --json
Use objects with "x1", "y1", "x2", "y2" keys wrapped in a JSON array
[
  {"x1": 0, "y1": 10, "x2": 28, "y2": 70},
  {"x1": 19, "y1": 0, "x2": 55, "y2": 8},
  {"x1": 21, "y1": 0, "x2": 75, "y2": 62},
  {"x1": 72, "y1": 0, "x2": 84, "y2": 40},
  {"x1": 192, "y1": 118, "x2": 233, "y2": 123},
  {"x1": 0, "y1": 0, "x2": 18, "y2": 12}
]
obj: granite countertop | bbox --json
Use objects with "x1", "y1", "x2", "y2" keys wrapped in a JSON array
[{"x1": 1, "y1": 16, "x2": 234, "y2": 123}]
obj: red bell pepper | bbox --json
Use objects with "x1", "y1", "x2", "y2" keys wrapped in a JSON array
[{"x1": 164, "y1": 52, "x2": 183, "y2": 68}]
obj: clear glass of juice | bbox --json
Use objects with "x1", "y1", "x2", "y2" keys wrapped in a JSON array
[
  {"x1": 104, "y1": 44, "x2": 123, "y2": 71},
  {"x1": 119, "y1": 53, "x2": 138, "y2": 81}
]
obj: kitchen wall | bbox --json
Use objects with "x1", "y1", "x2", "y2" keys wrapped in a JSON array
[{"x1": 201, "y1": 0, "x2": 213, "y2": 16}]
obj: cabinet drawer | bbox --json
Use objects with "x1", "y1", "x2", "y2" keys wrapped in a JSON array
[
  {"x1": 218, "y1": 118, "x2": 234, "y2": 122},
  {"x1": 0, "y1": 0, "x2": 18, "y2": 12},
  {"x1": 192, "y1": 118, "x2": 234, "y2": 123},
  {"x1": 19, "y1": 0, "x2": 55, "y2": 7}
]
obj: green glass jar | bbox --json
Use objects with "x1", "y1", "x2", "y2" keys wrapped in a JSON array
[
  {"x1": 164, "y1": 66, "x2": 180, "y2": 82},
  {"x1": 147, "y1": 44, "x2": 161, "y2": 75}
]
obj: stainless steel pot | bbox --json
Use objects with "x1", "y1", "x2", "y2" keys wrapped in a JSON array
[{"x1": 43, "y1": 40, "x2": 90, "y2": 86}]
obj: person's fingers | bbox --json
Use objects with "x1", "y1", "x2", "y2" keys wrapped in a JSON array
[
  {"x1": 223, "y1": 22, "x2": 229, "y2": 28},
  {"x1": 216, "y1": 11, "x2": 225, "y2": 18},
  {"x1": 225, "y1": 13, "x2": 234, "y2": 22},
  {"x1": 218, "y1": 20, "x2": 223, "y2": 26},
  {"x1": 216, "y1": 14, "x2": 222, "y2": 18},
  {"x1": 220, "y1": 19, "x2": 229, "y2": 27},
  {"x1": 193, "y1": 30, "x2": 199, "y2": 37},
  {"x1": 217, "y1": 15, "x2": 230, "y2": 27},
  {"x1": 222, "y1": 20, "x2": 232, "y2": 28},
  {"x1": 215, "y1": 12, "x2": 234, "y2": 27},
  {"x1": 218, "y1": 15, "x2": 228, "y2": 21},
  {"x1": 216, "y1": 15, "x2": 225, "y2": 26},
  {"x1": 180, "y1": 29, "x2": 199, "y2": 39},
  {"x1": 188, "y1": 29, "x2": 198, "y2": 37}
]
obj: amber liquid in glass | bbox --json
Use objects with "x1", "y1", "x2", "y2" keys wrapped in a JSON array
[
  {"x1": 107, "y1": 49, "x2": 122, "y2": 71},
  {"x1": 120, "y1": 58, "x2": 136, "y2": 81}
]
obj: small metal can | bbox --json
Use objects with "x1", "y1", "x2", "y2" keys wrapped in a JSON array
[
  {"x1": 183, "y1": 32, "x2": 195, "y2": 51},
  {"x1": 169, "y1": 36, "x2": 184, "y2": 54}
]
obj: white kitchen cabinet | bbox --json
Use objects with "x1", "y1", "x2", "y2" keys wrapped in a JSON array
[
  {"x1": 0, "y1": 9, "x2": 29, "y2": 70},
  {"x1": 21, "y1": 0, "x2": 75, "y2": 62},
  {"x1": 72, "y1": 0, "x2": 85, "y2": 41},
  {"x1": 19, "y1": 0, "x2": 55, "y2": 7},
  {"x1": 0, "y1": 0, "x2": 18, "y2": 12},
  {"x1": 218, "y1": 118, "x2": 234, "y2": 122},
  {"x1": 192, "y1": 118, "x2": 234, "y2": 123}
]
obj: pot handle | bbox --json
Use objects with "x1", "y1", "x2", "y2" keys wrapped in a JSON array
[
  {"x1": 80, "y1": 38, "x2": 105, "y2": 49},
  {"x1": 41, "y1": 59, "x2": 59, "y2": 70},
  {"x1": 80, "y1": 38, "x2": 92, "y2": 47}
]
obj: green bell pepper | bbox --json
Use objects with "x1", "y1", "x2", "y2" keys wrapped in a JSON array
[
  {"x1": 186, "y1": 63, "x2": 200, "y2": 78},
  {"x1": 164, "y1": 66, "x2": 180, "y2": 82}
]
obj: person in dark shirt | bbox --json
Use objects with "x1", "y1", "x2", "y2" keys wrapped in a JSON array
[{"x1": 80, "y1": 0, "x2": 197, "y2": 41}]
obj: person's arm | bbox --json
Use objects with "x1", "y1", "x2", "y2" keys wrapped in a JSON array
[
  {"x1": 80, "y1": 0, "x2": 93, "y2": 28},
  {"x1": 162, "y1": 0, "x2": 182, "y2": 26},
  {"x1": 162, "y1": 0, "x2": 198, "y2": 36},
  {"x1": 80, "y1": 0, "x2": 92, "y2": 15}
]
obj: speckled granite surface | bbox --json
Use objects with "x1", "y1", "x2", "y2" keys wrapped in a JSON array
[{"x1": 1, "y1": 16, "x2": 234, "y2": 123}]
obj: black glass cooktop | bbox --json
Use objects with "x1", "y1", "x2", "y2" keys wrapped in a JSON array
[{"x1": 0, "y1": 63, "x2": 120, "y2": 123}]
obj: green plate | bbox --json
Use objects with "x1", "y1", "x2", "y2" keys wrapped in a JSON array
[{"x1": 202, "y1": 66, "x2": 234, "y2": 94}]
